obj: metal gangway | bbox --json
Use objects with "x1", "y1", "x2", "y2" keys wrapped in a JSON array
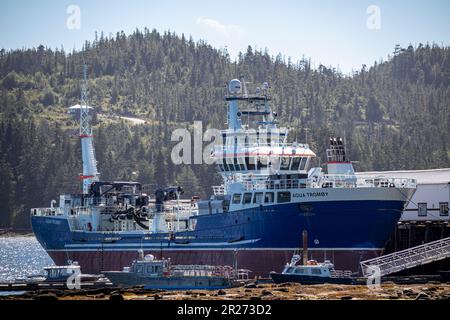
[{"x1": 360, "y1": 237, "x2": 450, "y2": 277}]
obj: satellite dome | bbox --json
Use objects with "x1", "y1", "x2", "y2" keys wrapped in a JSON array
[
  {"x1": 144, "y1": 254, "x2": 155, "y2": 261},
  {"x1": 228, "y1": 79, "x2": 241, "y2": 94}
]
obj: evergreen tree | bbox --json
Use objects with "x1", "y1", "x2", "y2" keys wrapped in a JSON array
[{"x1": 0, "y1": 30, "x2": 448, "y2": 228}]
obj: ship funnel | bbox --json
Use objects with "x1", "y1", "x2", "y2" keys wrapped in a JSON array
[{"x1": 326, "y1": 136, "x2": 355, "y2": 175}]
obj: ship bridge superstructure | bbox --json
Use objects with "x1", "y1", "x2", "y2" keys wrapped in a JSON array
[
  {"x1": 201, "y1": 79, "x2": 417, "y2": 216},
  {"x1": 213, "y1": 79, "x2": 316, "y2": 185}
]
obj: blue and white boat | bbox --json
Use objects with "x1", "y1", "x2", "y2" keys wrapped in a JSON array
[
  {"x1": 270, "y1": 255, "x2": 359, "y2": 285},
  {"x1": 31, "y1": 78, "x2": 417, "y2": 277}
]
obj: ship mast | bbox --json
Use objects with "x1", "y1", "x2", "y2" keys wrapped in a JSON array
[{"x1": 79, "y1": 64, "x2": 99, "y2": 194}]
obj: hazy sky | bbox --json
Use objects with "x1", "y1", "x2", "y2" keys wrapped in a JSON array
[{"x1": 0, "y1": 0, "x2": 449, "y2": 73}]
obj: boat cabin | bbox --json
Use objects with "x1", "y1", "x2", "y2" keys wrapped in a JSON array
[
  {"x1": 215, "y1": 130, "x2": 315, "y2": 175},
  {"x1": 282, "y1": 260, "x2": 335, "y2": 278},
  {"x1": 44, "y1": 264, "x2": 81, "y2": 282},
  {"x1": 127, "y1": 254, "x2": 170, "y2": 277}
]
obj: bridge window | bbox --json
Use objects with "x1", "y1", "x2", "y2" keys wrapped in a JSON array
[
  {"x1": 253, "y1": 192, "x2": 264, "y2": 204},
  {"x1": 299, "y1": 157, "x2": 308, "y2": 170},
  {"x1": 232, "y1": 194, "x2": 242, "y2": 204},
  {"x1": 418, "y1": 203, "x2": 427, "y2": 216},
  {"x1": 226, "y1": 159, "x2": 236, "y2": 171},
  {"x1": 245, "y1": 155, "x2": 255, "y2": 170},
  {"x1": 264, "y1": 192, "x2": 274, "y2": 203},
  {"x1": 233, "y1": 158, "x2": 240, "y2": 171},
  {"x1": 280, "y1": 157, "x2": 290, "y2": 170},
  {"x1": 311, "y1": 269, "x2": 322, "y2": 275},
  {"x1": 440, "y1": 202, "x2": 449, "y2": 216},
  {"x1": 223, "y1": 159, "x2": 230, "y2": 171},
  {"x1": 277, "y1": 191, "x2": 291, "y2": 203},
  {"x1": 238, "y1": 157, "x2": 246, "y2": 171},
  {"x1": 226, "y1": 160, "x2": 232, "y2": 171},
  {"x1": 256, "y1": 158, "x2": 268, "y2": 170},
  {"x1": 290, "y1": 157, "x2": 301, "y2": 171},
  {"x1": 243, "y1": 193, "x2": 253, "y2": 205}
]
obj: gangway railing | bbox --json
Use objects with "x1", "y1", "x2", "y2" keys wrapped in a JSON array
[{"x1": 360, "y1": 237, "x2": 450, "y2": 277}]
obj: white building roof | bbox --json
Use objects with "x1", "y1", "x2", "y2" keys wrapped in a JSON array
[
  {"x1": 356, "y1": 168, "x2": 450, "y2": 185},
  {"x1": 69, "y1": 104, "x2": 94, "y2": 110}
]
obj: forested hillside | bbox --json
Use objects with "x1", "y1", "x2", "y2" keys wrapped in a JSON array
[{"x1": 0, "y1": 29, "x2": 449, "y2": 228}]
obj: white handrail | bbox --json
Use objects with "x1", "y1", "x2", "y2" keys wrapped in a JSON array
[
  {"x1": 360, "y1": 237, "x2": 450, "y2": 277},
  {"x1": 217, "y1": 175, "x2": 416, "y2": 193},
  {"x1": 213, "y1": 142, "x2": 310, "y2": 151}
]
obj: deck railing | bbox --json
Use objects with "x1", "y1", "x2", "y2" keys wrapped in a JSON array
[
  {"x1": 213, "y1": 142, "x2": 310, "y2": 153},
  {"x1": 31, "y1": 207, "x2": 64, "y2": 216},
  {"x1": 311, "y1": 175, "x2": 417, "y2": 189},
  {"x1": 212, "y1": 185, "x2": 226, "y2": 195},
  {"x1": 213, "y1": 175, "x2": 417, "y2": 195},
  {"x1": 32, "y1": 198, "x2": 198, "y2": 218},
  {"x1": 171, "y1": 265, "x2": 236, "y2": 278},
  {"x1": 330, "y1": 270, "x2": 354, "y2": 278}
]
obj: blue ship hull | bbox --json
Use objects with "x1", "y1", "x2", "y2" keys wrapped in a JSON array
[{"x1": 31, "y1": 200, "x2": 404, "y2": 276}]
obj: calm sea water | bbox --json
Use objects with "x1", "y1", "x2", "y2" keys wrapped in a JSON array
[{"x1": 0, "y1": 236, "x2": 54, "y2": 282}]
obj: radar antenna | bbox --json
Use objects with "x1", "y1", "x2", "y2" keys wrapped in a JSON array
[{"x1": 242, "y1": 78, "x2": 249, "y2": 97}]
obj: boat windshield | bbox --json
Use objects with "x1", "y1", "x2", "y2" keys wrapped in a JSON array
[
  {"x1": 294, "y1": 268, "x2": 305, "y2": 274},
  {"x1": 284, "y1": 267, "x2": 295, "y2": 273}
]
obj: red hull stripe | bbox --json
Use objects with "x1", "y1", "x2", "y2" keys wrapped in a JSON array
[
  {"x1": 216, "y1": 153, "x2": 314, "y2": 158},
  {"x1": 78, "y1": 175, "x2": 95, "y2": 180},
  {"x1": 327, "y1": 162, "x2": 352, "y2": 164}
]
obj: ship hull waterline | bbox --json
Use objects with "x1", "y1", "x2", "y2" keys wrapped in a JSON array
[
  {"x1": 269, "y1": 272, "x2": 359, "y2": 285},
  {"x1": 45, "y1": 248, "x2": 383, "y2": 277},
  {"x1": 31, "y1": 198, "x2": 409, "y2": 277}
]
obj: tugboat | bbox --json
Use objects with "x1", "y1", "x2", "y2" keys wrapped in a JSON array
[
  {"x1": 270, "y1": 231, "x2": 361, "y2": 285},
  {"x1": 103, "y1": 250, "x2": 241, "y2": 290},
  {"x1": 31, "y1": 73, "x2": 417, "y2": 277}
]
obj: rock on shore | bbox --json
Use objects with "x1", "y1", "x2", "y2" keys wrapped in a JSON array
[{"x1": 1, "y1": 282, "x2": 449, "y2": 300}]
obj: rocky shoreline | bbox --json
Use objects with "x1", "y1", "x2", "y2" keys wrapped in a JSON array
[{"x1": 2, "y1": 282, "x2": 449, "y2": 301}]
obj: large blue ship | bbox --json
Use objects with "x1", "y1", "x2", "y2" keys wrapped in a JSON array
[{"x1": 31, "y1": 78, "x2": 417, "y2": 276}]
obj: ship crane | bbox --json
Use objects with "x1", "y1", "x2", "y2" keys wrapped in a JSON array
[{"x1": 78, "y1": 64, "x2": 100, "y2": 194}]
